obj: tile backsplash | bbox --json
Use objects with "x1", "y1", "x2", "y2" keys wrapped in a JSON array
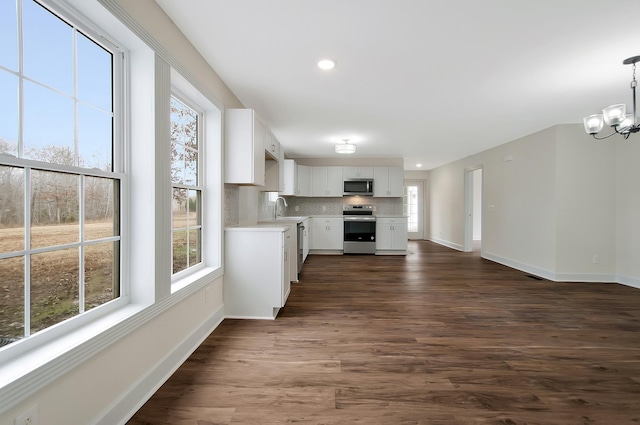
[{"x1": 259, "y1": 193, "x2": 403, "y2": 218}]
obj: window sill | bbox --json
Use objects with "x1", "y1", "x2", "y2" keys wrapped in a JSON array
[{"x1": 0, "y1": 265, "x2": 223, "y2": 417}]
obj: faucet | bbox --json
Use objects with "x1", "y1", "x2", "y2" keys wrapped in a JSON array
[{"x1": 275, "y1": 196, "x2": 288, "y2": 219}]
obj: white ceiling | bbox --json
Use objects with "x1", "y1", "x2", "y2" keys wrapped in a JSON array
[{"x1": 154, "y1": 0, "x2": 640, "y2": 170}]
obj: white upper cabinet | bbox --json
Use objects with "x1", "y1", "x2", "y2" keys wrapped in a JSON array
[
  {"x1": 374, "y1": 166, "x2": 404, "y2": 197},
  {"x1": 265, "y1": 130, "x2": 280, "y2": 160},
  {"x1": 263, "y1": 132, "x2": 284, "y2": 192},
  {"x1": 312, "y1": 166, "x2": 343, "y2": 197},
  {"x1": 297, "y1": 164, "x2": 312, "y2": 196},
  {"x1": 224, "y1": 109, "x2": 266, "y2": 186},
  {"x1": 343, "y1": 166, "x2": 374, "y2": 179}
]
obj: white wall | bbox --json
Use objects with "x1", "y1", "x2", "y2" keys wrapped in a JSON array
[
  {"x1": 1, "y1": 0, "x2": 243, "y2": 424},
  {"x1": 429, "y1": 123, "x2": 637, "y2": 285},
  {"x1": 616, "y1": 138, "x2": 640, "y2": 287},
  {"x1": 554, "y1": 125, "x2": 616, "y2": 280}
]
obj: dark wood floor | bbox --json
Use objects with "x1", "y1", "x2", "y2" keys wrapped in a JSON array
[{"x1": 128, "y1": 241, "x2": 640, "y2": 424}]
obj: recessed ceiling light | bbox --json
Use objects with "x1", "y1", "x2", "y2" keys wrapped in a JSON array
[
  {"x1": 317, "y1": 59, "x2": 336, "y2": 70},
  {"x1": 416, "y1": 163, "x2": 423, "y2": 168}
]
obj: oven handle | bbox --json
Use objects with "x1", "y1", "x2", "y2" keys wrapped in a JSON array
[{"x1": 343, "y1": 216, "x2": 377, "y2": 222}]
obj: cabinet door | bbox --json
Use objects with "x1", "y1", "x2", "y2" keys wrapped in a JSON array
[
  {"x1": 343, "y1": 166, "x2": 359, "y2": 179},
  {"x1": 326, "y1": 167, "x2": 344, "y2": 196},
  {"x1": 326, "y1": 221, "x2": 344, "y2": 250},
  {"x1": 390, "y1": 219, "x2": 408, "y2": 249},
  {"x1": 265, "y1": 131, "x2": 279, "y2": 160},
  {"x1": 311, "y1": 166, "x2": 328, "y2": 197},
  {"x1": 253, "y1": 117, "x2": 266, "y2": 186},
  {"x1": 344, "y1": 166, "x2": 374, "y2": 178},
  {"x1": 224, "y1": 109, "x2": 265, "y2": 185},
  {"x1": 281, "y1": 241, "x2": 291, "y2": 306},
  {"x1": 376, "y1": 221, "x2": 393, "y2": 250},
  {"x1": 297, "y1": 165, "x2": 312, "y2": 196},
  {"x1": 387, "y1": 167, "x2": 404, "y2": 197},
  {"x1": 373, "y1": 167, "x2": 390, "y2": 197},
  {"x1": 281, "y1": 159, "x2": 295, "y2": 195},
  {"x1": 310, "y1": 222, "x2": 327, "y2": 249}
]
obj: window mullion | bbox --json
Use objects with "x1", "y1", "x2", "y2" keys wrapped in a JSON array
[
  {"x1": 79, "y1": 175, "x2": 85, "y2": 314},
  {"x1": 24, "y1": 166, "x2": 31, "y2": 338}
]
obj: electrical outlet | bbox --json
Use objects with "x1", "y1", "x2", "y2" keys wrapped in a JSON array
[
  {"x1": 294, "y1": 205, "x2": 299, "y2": 212},
  {"x1": 593, "y1": 254, "x2": 600, "y2": 264},
  {"x1": 15, "y1": 405, "x2": 38, "y2": 425},
  {"x1": 322, "y1": 206, "x2": 326, "y2": 212}
]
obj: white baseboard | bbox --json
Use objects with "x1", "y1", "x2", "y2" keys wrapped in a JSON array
[
  {"x1": 617, "y1": 274, "x2": 640, "y2": 289},
  {"x1": 482, "y1": 252, "x2": 626, "y2": 284},
  {"x1": 429, "y1": 237, "x2": 464, "y2": 252},
  {"x1": 482, "y1": 252, "x2": 557, "y2": 281},
  {"x1": 94, "y1": 304, "x2": 225, "y2": 425}
]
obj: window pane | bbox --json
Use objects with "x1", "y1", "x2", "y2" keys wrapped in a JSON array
[
  {"x1": 188, "y1": 189, "x2": 200, "y2": 226},
  {"x1": 23, "y1": 81, "x2": 74, "y2": 164},
  {"x1": 84, "y1": 242, "x2": 118, "y2": 311},
  {"x1": 0, "y1": 165, "x2": 24, "y2": 252},
  {"x1": 188, "y1": 228, "x2": 201, "y2": 267},
  {"x1": 77, "y1": 32, "x2": 112, "y2": 112},
  {"x1": 0, "y1": 0, "x2": 18, "y2": 71},
  {"x1": 184, "y1": 148, "x2": 197, "y2": 186},
  {"x1": 172, "y1": 188, "x2": 187, "y2": 230},
  {"x1": 78, "y1": 104, "x2": 112, "y2": 170},
  {"x1": 84, "y1": 176, "x2": 118, "y2": 240},
  {"x1": 0, "y1": 71, "x2": 19, "y2": 156},
  {"x1": 172, "y1": 230, "x2": 187, "y2": 274},
  {"x1": 0, "y1": 256, "x2": 24, "y2": 342},
  {"x1": 170, "y1": 141, "x2": 185, "y2": 184},
  {"x1": 30, "y1": 247, "x2": 79, "y2": 334},
  {"x1": 30, "y1": 170, "x2": 79, "y2": 248},
  {"x1": 22, "y1": 0, "x2": 73, "y2": 94}
]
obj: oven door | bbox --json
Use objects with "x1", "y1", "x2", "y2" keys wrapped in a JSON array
[{"x1": 343, "y1": 218, "x2": 376, "y2": 242}]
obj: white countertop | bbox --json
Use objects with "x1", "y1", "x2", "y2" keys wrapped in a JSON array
[{"x1": 225, "y1": 224, "x2": 291, "y2": 232}]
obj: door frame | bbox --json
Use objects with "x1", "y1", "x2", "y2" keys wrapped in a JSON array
[{"x1": 463, "y1": 165, "x2": 483, "y2": 252}]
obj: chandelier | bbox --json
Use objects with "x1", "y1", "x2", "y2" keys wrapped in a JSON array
[
  {"x1": 335, "y1": 139, "x2": 356, "y2": 154},
  {"x1": 583, "y1": 55, "x2": 640, "y2": 139}
]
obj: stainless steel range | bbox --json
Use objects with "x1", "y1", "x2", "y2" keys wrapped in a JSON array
[{"x1": 343, "y1": 204, "x2": 376, "y2": 254}]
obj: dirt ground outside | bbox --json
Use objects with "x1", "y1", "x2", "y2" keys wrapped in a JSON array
[{"x1": 0, "y1": 220, "x2": 118, "y2": 340}]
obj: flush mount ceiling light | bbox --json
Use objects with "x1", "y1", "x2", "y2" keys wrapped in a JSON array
[
  {"x1": 335, "y1": 139, "x2": 356, "y2": 154},
  {"x1": 317, "y1": 59, "x2": 336, "y2": 70},
  {"x1": 584, "y1": 55, "x2": 640, "y2": 139}
]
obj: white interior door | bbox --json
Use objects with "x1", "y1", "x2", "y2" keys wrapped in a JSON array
[{"x1": 403, "y1": 180, "x2": 424, "y2": 240}]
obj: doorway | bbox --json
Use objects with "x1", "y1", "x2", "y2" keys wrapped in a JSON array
[
  {"x1": 403, "y1": 180, "x2": 424, "y2": 240},
  {"x1": 464, "y1": 167, "x2": 483, "y2": 252}
]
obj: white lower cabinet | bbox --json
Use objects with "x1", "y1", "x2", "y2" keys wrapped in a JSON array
[
  {"x1": 224, "y1": 227, "x2": 291, "y2": 319},
  {"x1": 376, "y1": 217, "x2": 408, "y2": 254},
  {"x1": 310, "y1": 217, "x2": 343, "y2": 251}
]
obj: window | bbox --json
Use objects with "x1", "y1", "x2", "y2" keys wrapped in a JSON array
[
  {"x1": 0, "y1": 0, "x2": 122, "y2": 345},
  {"x1": 404, "y1": 185, "x2": 419, "y2": 233},
  {"x1": 170, "y1": 95, "x2": 202, "y2": 275}
]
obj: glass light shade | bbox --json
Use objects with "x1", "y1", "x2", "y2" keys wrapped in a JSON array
[
  {"x1": 602, "y1": 104, "x2": 626, "y2": 126},
  {"x1": 616, "y1": 114, "x2": 635, "y2": 132},
  {"x1": 583, "y1": 114, "x2": 604, "y2": 134},
  {"x1": 335, "y1": 143, "x2": 356, "y2": 154}
]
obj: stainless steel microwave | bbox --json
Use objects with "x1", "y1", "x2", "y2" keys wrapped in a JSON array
[{"x1": 343, "y1": 178, "x2": 374, "y2": 196}]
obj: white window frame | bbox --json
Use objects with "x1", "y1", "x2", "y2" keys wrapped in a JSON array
[
  {"x1": 0, "y1": 0, "x2": 224, "y2": 417},
  {"x1": 170, "y1": 91, "x2": 205, "y2": 279},
  {"x1": 169, "y1": 69, "x2": 222, "y2": 293},
  {"x1": 0, "y1": 0, "x2": 128, "y2": 346}
]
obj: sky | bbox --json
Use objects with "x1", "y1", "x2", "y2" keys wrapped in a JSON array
[{"x1": 0, "y1": 0, "x2": 113, "y2": 170}]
